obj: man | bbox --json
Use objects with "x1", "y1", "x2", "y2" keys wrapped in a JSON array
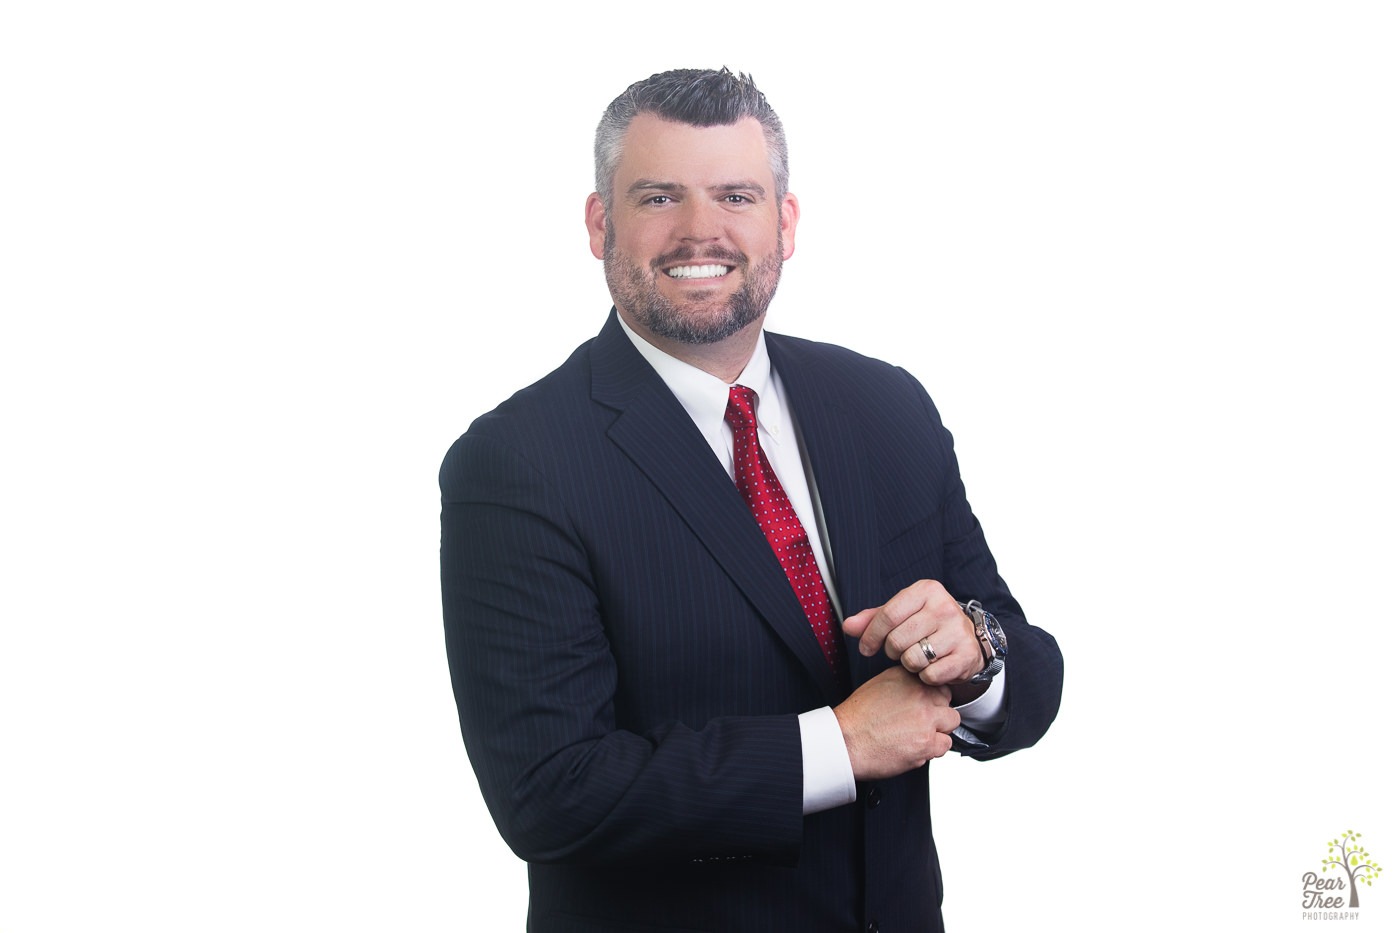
[{"x1": 442, "y1": 68, "x2": 1063, "y2": 932}]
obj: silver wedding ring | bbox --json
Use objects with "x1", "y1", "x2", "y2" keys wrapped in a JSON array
[{"x1": 919, "y1": 638, "x2": 937, "y2": 664}]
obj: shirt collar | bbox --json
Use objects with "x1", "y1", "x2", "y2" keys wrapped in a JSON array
[{"x1": 616, "y1": 312, "x2": 783, "y2": 442}]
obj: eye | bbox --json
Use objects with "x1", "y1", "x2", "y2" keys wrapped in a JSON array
[
  {"x1": 645, "y1": 195, "x2": 674, "y2": 205},
  {"x1": 724, "y1": 194, "x2": 752, "y2": 205}
]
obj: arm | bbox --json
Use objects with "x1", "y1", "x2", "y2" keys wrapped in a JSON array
[
  {"x1": 921, "y1": 404, "x2": 1064, "y2": 760},
  {"x1": 441, "y1": 430, "x2": 805, "y2": 866},
  {"x1": 842, "y1": 371, "x2": 1064, "y2": 760}
]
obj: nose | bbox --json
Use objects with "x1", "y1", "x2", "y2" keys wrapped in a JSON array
[{"x1": 676, "y1": 198, "x2": 722, "y2": 243}]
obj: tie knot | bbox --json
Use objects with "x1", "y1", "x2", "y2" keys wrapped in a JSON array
[{"x1": 725, "y1": 385, "x2": 758, "y2": 431}]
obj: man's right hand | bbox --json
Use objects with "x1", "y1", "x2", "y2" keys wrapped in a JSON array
[{"x1": 832, "y1": 666, "x2": 960, "y2": 781}]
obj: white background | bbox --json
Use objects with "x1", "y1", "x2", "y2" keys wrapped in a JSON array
[{"x1": 2, "y1": 2, "x2": 1396, "y2": 930}]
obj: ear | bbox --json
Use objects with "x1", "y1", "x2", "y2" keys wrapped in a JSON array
[
  {"x1": 585, "y1": 192, "x2": 608, "y2": 260},
  {"x1": 779, "y1": 192, "x2": 799, "y2": 260}
]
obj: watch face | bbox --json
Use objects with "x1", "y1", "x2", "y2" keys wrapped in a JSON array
[{"x1": 982, "y1": 612, "x2": 1008, "y2": 657}]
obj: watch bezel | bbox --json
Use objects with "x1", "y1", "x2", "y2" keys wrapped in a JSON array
[{"x1": 961, "y1": 599, "x2": 1007, "y2": 684}]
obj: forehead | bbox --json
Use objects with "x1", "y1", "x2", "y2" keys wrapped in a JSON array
[{"x1": 614, "y1": 113, "x2": 774, "y2": 189}]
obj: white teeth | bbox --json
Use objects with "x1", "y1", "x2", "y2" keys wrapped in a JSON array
[{"x1": 666, "y1": 264, "x2": 729, "y2": 279}]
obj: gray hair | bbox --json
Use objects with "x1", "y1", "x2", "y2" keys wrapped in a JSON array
[{"x1": 594, "y1": 67, "x2": 789, "y2": 208}]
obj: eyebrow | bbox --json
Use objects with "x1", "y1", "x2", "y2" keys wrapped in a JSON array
[{"x1": 627, "y1": 179, "x2": 768, "y2": 200}]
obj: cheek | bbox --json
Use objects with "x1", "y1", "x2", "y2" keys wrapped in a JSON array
[
  {"x1": 615, "y1": 225, "x2": 665, "y2": 261},
  {"x1": 743, "y1": 215, "x2": 783, "y2": 250}
]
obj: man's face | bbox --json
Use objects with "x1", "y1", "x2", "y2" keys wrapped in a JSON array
[{"x1": 587, "y1": 114, "x2": 799, "y2": 346}]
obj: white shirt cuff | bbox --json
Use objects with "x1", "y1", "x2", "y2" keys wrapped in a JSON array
[{"x1": 798, "y1": 707, "x2": 857, "y2": 815}]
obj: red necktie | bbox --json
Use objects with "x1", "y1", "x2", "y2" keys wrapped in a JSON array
[{"x1": 725, "y1": 385, "x2": 844, "y2": 672}]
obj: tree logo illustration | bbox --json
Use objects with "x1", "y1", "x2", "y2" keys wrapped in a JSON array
[{"x1": 1320, "y1": 829, "x2": 1384, "y2": 908}]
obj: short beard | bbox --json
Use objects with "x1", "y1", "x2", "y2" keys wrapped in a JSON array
[{"x1": 603, "y1": 222, "x2": 783, "y2": 345}]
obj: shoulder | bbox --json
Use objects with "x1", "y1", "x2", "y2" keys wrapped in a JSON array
[
  {"x1": 472, "y1": 340, "x2": 595, "y2": 433},
  {"x1": 766, "y1": 331, "x2": 905, "y2": 378},
  {"x1": 766, "y1": 331, "x2": 942, "y2": 424},
  {"x1": 440, "y1": 337, "x2": 601, "y2": 493}
]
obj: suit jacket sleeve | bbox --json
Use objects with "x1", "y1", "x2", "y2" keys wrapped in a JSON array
[
  {"x1": 901, "y1": 368, "x2": 1063, "y2": 760},
  {"x1": 441, "y1": 429, "x2": 805, "y2": 866}
]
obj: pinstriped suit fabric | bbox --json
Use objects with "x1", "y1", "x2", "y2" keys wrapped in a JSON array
[{"x1": 441, "y1": 312, "x2": 1063, "y2": 932}]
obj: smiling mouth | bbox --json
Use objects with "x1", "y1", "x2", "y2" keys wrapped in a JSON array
[{"x1": 666, "y1": 263, "x2": 732, "y2": 280}]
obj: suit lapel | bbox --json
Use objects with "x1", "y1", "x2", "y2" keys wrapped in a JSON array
[{"x1": 590, "y1": 314, "x2": 845, "y2": 702}]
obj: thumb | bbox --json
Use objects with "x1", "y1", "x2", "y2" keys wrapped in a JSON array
[{"x1": 841, "y1": 607, "x2": 877, "y2": 637}]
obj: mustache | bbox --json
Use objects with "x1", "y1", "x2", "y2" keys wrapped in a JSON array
[{"x1": 650, "y1": 245, "x2": 748, "y2": 270}]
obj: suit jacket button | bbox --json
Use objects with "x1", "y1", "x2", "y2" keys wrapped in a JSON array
[
  {"x1": 866, "y1": 922, "x2": 880, "y2": 933},
  {"x1": 866, "y1": 786, "x2": 882, "y2": 808}
]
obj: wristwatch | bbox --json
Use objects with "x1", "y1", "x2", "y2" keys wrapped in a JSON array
[{"x1": 960, "y1": 599, "x2": 1007, "y2": 683}]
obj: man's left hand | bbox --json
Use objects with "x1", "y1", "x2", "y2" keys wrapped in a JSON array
[{"x1": 843, "y1": 580, "x2": 984, "y2": 687}]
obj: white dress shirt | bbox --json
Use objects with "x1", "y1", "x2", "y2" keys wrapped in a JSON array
[{"x1": 618, "y1": 316, "x2": 1006, "y2": 814}]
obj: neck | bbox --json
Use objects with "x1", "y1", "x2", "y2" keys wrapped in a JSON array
[{"x1": 621, "y1": 313, "x2": 765, "y2": 384}]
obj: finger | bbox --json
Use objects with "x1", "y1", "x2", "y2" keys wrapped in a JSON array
[
  {"x1": 917, "y1": 644, "x2": 983, "y2": 686},
  {"x1": 863, "y1": 580, "x2": 946, "y2": 657},
  {"x1": 906, "y1": 601, "x2": 984, "y2": 683},
  {"x1": 883, "y1": 611, "x2": 940, "y2": 661},
  {"x1": 878, "y1": 588, "x2": 956, "y2": 660},
  {"x1": 900, "y1": 634, "x2": 943, "y2": 675},
  {"x1": 926, "y1": 719, "x2": 957, "y2": 758},
  {"x1": 926, "y1": 733, "x2": 953, "y2": 760},
  {"x1": 918, "y1": 662, "x2": 954, "y2": 687},
  {"x1": 841, "y1": 607, "x2": 877, "y2": 638},
  {"x1": 856, "y1": 605, "x2": 903, "y2": 657}
]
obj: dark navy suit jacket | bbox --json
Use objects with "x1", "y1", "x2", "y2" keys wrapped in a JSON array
[{"x1": 441, "y1": 312, "x2": 1063, "y2": 932}]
